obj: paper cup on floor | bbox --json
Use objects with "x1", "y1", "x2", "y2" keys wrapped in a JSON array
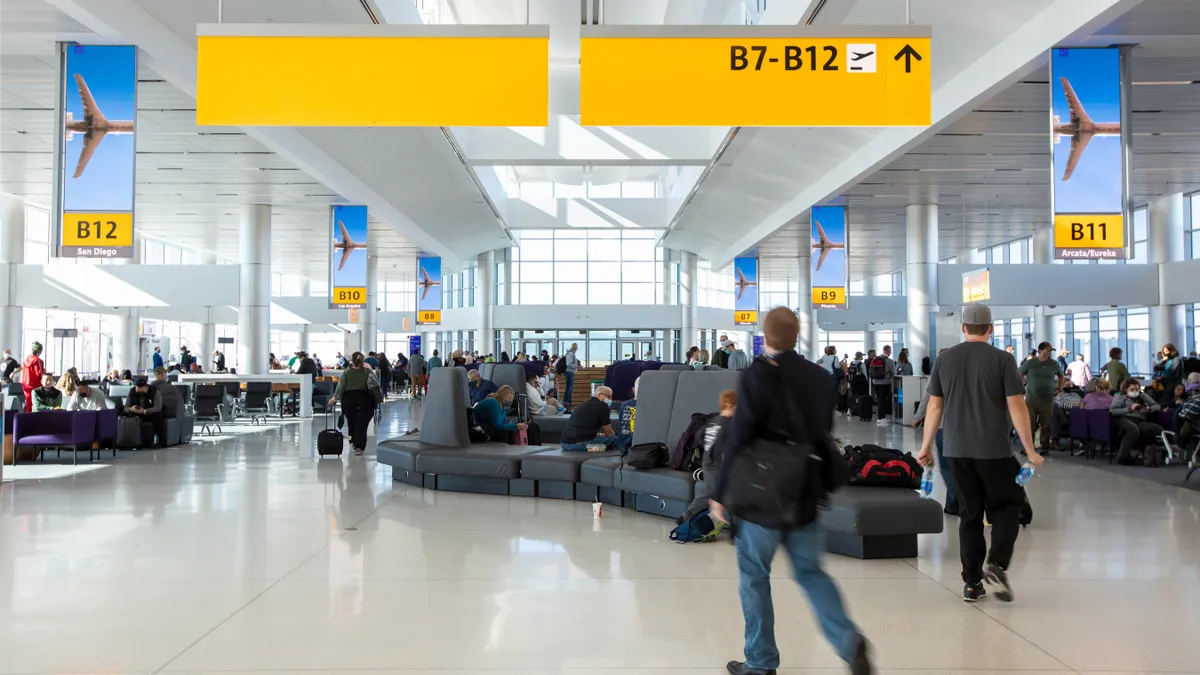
[{"x1": 592, "y1": 502, "x2": 603, "y2": 518}]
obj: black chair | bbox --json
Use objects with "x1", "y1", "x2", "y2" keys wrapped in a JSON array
[
  {"x1": 193, "y1": 384, "x2": 226, "y2": 435},
  {"x1": 240, "y1": 382, "x2": 272, "y2": 425},
  {"x1": 312, "y1": 380, "x2": 336, "y2": 414}
]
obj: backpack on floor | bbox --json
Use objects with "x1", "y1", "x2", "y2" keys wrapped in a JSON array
[
  {"x1": 669, "y1": 509, "x2": 724, "y2": 543},
  {"x1": 843, "y1": 444, "x2": 921, "y2": 489}
]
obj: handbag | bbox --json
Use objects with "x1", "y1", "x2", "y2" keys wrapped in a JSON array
[{"x1": 722, "y1": 357, "x2": 844, "y2": 530}]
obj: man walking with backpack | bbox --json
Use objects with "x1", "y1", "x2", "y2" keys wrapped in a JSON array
[
  {"x1": 710, "y1": 307, "x2": 872, "y2": 675},
  {"x1": 917, "y1": 304, "x2": 1043, "y2": 603},
  {"x1": 869, "y1": 345, "x2": 895, "y2": 426}
]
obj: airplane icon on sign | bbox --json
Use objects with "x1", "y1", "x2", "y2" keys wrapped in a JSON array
[
  {"x1": 846, "y1": 43, "x2": 877, "y2": 72},
  {"x1": 1053, "y1": 76, "x2": 1121, "y2": 182},
  {"x1": 64, "y1": 74, "x2": 134, "y2": 178},
  {"x1": 332, "y1": 220, "x2": 367, "y2": 272},
  {"x1": 734, "y1": 268, "x2": 756, "y2": 301},
  {"x1": 851, "y1": 51, "x2": 874, "y2": 61},
  {"x1": 419, "y1": 265, "x2": 441, "y2": 301},
  {"x1": 812, "y1": 220, "x2": 846, "y2": 272}
]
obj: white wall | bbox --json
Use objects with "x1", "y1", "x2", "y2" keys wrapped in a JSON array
[
  {"x1": 17, "y1": 264, "x2": 240, "y2": 309},
  {"x1": 493, "y1": 304, "x2": 684, "y2": 330},
  {"x1": 816, "y1": 295, "x2": 907, "y2": 331},
  {"x1": 1161, "y1": 259, "x2": 1200, "y2": 305},
  {"x1": 937, "y1": 264, "x2": 1160, "y2": 307}
]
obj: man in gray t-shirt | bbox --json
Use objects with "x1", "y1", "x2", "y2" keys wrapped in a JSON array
[{"x1": 917, "y1": 303, "x2": 1044, "y2": 605}]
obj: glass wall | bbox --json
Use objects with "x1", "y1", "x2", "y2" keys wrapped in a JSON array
[
  {"x1": 441, "y1": 266, "x2": 476, "y2": 309},
  {"x1": 759, "y1": 279, "x2": 799, "y2": 312},
  {"x1": 817, "y1": 330, "x2": 867, "y2": 360},
  {"x1": 984, "y1": 236, "x2": 1032, "y2": 264},
  {"x1": 1188, "y1": 192, "x2": 1199, "y2": 260},
  {"x1": 698, "y1": 260, "x2": 733, "y2": 308},
  {"x1": 989, "y1": 318, "x2": 1033, "y2": 355},
  {"x1": 1061, "y1": 308, "x2": 1151, "y2": 376},
  {"x1": 510, "y1": 230, "x2": 665, "y2": 305}
]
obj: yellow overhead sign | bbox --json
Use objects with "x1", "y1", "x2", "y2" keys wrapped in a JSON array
[
  {"x1": 196, "y1": 25, "x2": 548, "y2": 127},
  {"x1": 580, "y1": 26, "x2": 931, "y2": 127},
  {"x1": 61, "y1": 212, "x2": 134, "y2": 258},
  {"x1": 812, "y1": 287, "x2": 846, "y2": 309},
  {"x1": 1053, "y1": 214, "x2": 1125, "y2": 260}
]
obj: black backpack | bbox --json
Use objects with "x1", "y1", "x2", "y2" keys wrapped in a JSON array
[
  {"x1": 623, "y1": 442, "x2": 668, "y2": 469},
  {"x1": 465, "y1": 408, "x2": 491, "y2": 443},
  {"x1": 867, "y1": 357, "x2": 887, "y2": 380},
  {"x1": 555, "y1": 356, "x2": 568, "y2": 375},
  {"x1": 670, "y1": 411, "x2": 717, "y2": 471}
]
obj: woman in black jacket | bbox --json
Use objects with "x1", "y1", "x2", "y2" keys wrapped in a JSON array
[{"x1": 377, "y1": 352, "x2": 392, "y2": 398}]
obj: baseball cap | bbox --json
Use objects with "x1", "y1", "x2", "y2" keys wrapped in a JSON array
[{"x1": 961, "y1": 303, "x2": 993, "y2": 325}]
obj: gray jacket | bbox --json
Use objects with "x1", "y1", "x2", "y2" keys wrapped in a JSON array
[
  {"x1": 565, "y1": 350, "x2": 579, "y2": 373},
  {"x1": 914, "y1": 389, "x2": 942, "y2": 429},
  {"x1": 726, "y1": 349, "x2": 750, "y2": 371},
  {"x1": 1110, "y1": 392, "x2": 1160, "y2": 420}
]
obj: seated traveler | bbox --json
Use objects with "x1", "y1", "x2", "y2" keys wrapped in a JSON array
[
  {"x1": 126, "y1": 377, "x2": 166, "y2": 449},
  {"x1": 1110, "y1": 378, "x2": 1162, "y2": 466},
  {"x1": 33, "y1": 374, "x2": 63, "y2": 411},
  {"x1": 539, "y1": 365, "x2": 556, "y2": 398},
  {"x1": 617, "y1": 377, "x2": 639, "y2": 435},
  {"x1": 1051, "y1": 381, "x2": 1085, "y2": 449},
  {"x1": 467, "y1": 369, "x2": 499, "y2": 405},
  {"x1": 472, "y1": 385, "x2": 526, "y2": 442},
  {"x1": 1187, "y1": 372, "x2": 1200, "y2": 395},
  {"x1": 525, "y1": 373, "x2": 562, "y2": 416},
  {"x1": 692, "y1": 349, "x2": 710, "y2": 370},
  {"x1": 560, "y1": 386, "x2": 630, "y2": 451},
  {"x1": 1082, "y1": 378, "x2": 1114, "y2": 410},
  {"x1": 1175, "y1": 385, "x2": 1199, "y2": 450},
  {"x1": 682, "y1": 388, "x2": 738, "y2": 520},
  {"x1": 66, "y1": 380, "x2": 108, "y2": 411}
]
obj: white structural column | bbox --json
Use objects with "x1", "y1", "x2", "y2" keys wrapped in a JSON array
[
  {"x1": 1148, "y1": 193, "x2": 1186, "y2": 351},
  {"x1": 500, "y1": 248, "x2": 512, "y2": 356},
  {"x1": 679, "y1": 252, "x2": 698, "y2": 359},
  {"x1": 1032, "y1": 226, "x2": 1055, "y2": 346},
  {"x1": 298, "y1": 279, "x2": 311, "y2": 354},
  {"x1": 110, "y1": 238, "x2": 140, "y2": 372},
  {"x1": 1, "y1": 196, "x2": 26, "y2": 354},
  {"x1": 358, "y1": 254, "x2": 378, "y2": 354},
  {"x1": 238, "y1": 204, "x2": 271, "y2": 374},
  {"x1": 198, "y1": 251, "x2": 217, "y2": 363},
  {"x1": 478, "y1": 251, "x2": 494, "y2": 355},
  {"x1": 905, "y1": 205, "x2": 938, "y2": 362},
  {"x1": 796, "y1": 247, "x2": 818, "y2": 358}
]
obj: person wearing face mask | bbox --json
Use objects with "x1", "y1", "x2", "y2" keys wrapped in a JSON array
[
  {"x1": 559, "y1": 386, "x2": 629, "y2": 451},
  {"x1": 1110, "y1": 378, "x2": 1163, "y2": 466}
]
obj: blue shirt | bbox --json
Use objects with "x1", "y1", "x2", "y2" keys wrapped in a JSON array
[
  {"x1": 474, "y1": 397, "x2": 516, "y2": 433},
  {"x1": 152, "y1": 352, "x2": 164, "y2": 369},
  {"x1": 469, "y1": 379, "x2": 499, "y2": 405}
]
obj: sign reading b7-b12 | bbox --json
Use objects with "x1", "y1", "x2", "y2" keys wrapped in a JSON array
[{"x1": 580, "y1": 25, "x2": 930, "y2": 127}]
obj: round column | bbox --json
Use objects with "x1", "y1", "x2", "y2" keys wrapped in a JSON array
[
  {"x1": 197, "y1": 251, "x2": 217, "y2": 364},
  {"x1": 796, "y1": 249, "x2": 818, "y2": 358},
  {"x1": 1148, "y1": 193, "x2": 1186, "y2": 351},
  {"x1": 238, "y1": 204, "x2": 271, "y2": 374},
  {"x1": 478, "y1": 251, "x2": 494, "y2": 357},
  {"x1": 1032, "y1": 225, "x2": 1054, "y2": 345},
  {"x1": 680, "y1": 251, "x2": 698, "y2": 358},
  {"x1": 1, "y1": 195, "x2": 26, "y2": 355},
  {"x1": 358, "y1": 254, "x2": 378, "y2": 354},
  {"x1": 905, "y1": 204, "x2": 938, "y2": 363},
  {"x1": 110, "y1": 237, "x2": 141, "y2": 373}
]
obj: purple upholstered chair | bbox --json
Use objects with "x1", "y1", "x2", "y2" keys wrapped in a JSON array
[
  {"x1": 95, "y1": 408, "x2": 119, "y2": 457},
  {"x1": 1068, "y1": 409, "x2": 1089, "y2": 455},
  {"x1": 1082, "y1": 409, "x2": 1113, "y2": 462},
  {"x1": 13, "y1": 411, "x2": 99, "y2": 465}
]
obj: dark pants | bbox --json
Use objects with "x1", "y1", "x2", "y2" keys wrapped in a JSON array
[
  {"x1": 1026, "y1": 398, "x2": 1053, "y2": 450},
  {"x1": 874, "y1": 383, "x2": 892, "y2": 419},
  {"x1": 735, "y1": 520, "x2": 861, "y2": 670},
  {"x1": 948, "y1": 456, "x2": 1024, "y2": 584},
  {"x1": 1050, "y1": 405, "x2": 1071, "y2": 444},
  {"x1": 563, "y1": 371, "x2": 576, "y2": 406},
  {"x1": 1115, "y1": 417, "x2": 1163, "y2": 462},
  {"x1": 341, "y1": 389, "x2": 376, "y2": 451},
  {"x1": 934, "y1": 428, "x2": 958, "y2": 512},
  {"x1": 379, "y1": 369, "x2": 390, "y2": 396}
]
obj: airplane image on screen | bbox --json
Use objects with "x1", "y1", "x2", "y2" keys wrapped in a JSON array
[
  {"x1": 332, "y1": 220, "x2": 367, "y2": 272},
  {"x1": 1053, "y1": 76, "x2": 1121, "y2": 182},
  {"x1": 63, "y1": 74, "x2": 134, "y2": 179},
  {"x1": 419, "y1": 265, "x2": 441, "y2": 301},
  {"x1": 735, "y1": 267, "x2": 756, "y2": 300},
  {"x1": 811, "y1": 220, "x2": 846, "y2": 272}
]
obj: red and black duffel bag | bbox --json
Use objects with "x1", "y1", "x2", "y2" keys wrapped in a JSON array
[{"x1": 842, "y1": 444, "x2": 922, "y2": 489}]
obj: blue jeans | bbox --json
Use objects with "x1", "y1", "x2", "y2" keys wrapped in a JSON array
[
  {"x1": 561, "y1": 433, "x2": 630, "y2": 452},
  {"x1": 935, "y1": 428, "x2": 959, "y2": 512},
  {"x1": 736, "y1": 520, "x2": 860, "y2": 670},
  {"x1": 563, "y1": 371, "x2": 575, "y2": 406}
]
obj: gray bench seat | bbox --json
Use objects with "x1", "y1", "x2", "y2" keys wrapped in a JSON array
[
  {"x1": 613, "y1": 466, "x2": 694, "y2": 502},
  {"x1": 415, "y1": 443, "x2": 548, "y2": 479},
  {"x1": 580, "y1": 455, "x2": 623, "y2": 487},
  {"x1": 818, "y1": 486, "x2": 945, "y2": 559},
  {"x1": 521, "y1": 448, "x2": 623, "y2": 482}
]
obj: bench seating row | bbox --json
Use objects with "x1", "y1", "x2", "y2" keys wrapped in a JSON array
[{"x1": 375, "y1": 367, "x2": 944, "y2": 559}]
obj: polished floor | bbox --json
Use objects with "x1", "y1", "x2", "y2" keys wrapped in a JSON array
[{"x1": 3, "y1": 400, "x2": 1200, "y2": 675}]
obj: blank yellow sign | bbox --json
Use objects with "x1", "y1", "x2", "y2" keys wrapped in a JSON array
[
  {"x1": 812, "y1": 287, "x2": 846, "y2": 308},
  {"x1": 580, "y1": 27, "x2": 930, "y2": 126},
  {"x1": 1053, "y1": 214, "x2": 1125, "y2": 260},
  {"x1": 197, "y1": 27, "x2": 548, "y2": 127}
]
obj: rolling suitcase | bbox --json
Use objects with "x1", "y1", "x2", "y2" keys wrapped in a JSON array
[
  {"x1": 317, "y1": 405, "x2": 344, "y2": 457},
  {"x1": 117, "y1": 416, "x2": 143, "y2": 449},
  {"x1": 854, "y1": 395, "x2": 874, "y2": 422}
]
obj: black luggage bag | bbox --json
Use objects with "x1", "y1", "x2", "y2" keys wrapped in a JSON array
[
  {"x1": 317, "y1": 405, "x2": 344, "y2": 457},
  {"x1": 854, "y1": 394, "x2": 874, "y2": 422}
]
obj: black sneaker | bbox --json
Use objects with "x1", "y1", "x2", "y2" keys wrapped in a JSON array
[
  {"x1": 963, "y1": 583, "x2": 986, "y2": 602},
  {"x1": 983, "y1": 563, "x2": 1013, "y2": 602},
  {"x1": 725, "y1": 662, "x2": 775, "y2": 675},
  {"x1": 849, "y1": 634, "x2": 873, "y2": 675}
]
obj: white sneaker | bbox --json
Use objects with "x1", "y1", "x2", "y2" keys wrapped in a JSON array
[{"x1": 877, "y1": 419, "x2": 890, "y2": 426}]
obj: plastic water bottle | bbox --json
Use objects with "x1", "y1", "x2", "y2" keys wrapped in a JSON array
[
  {"x1": 920, "y1": 466, "x2": 934, "y2": 498},
  {"x1": 1015, "y1": 461, "x2": 1035, "y2": 486}
]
